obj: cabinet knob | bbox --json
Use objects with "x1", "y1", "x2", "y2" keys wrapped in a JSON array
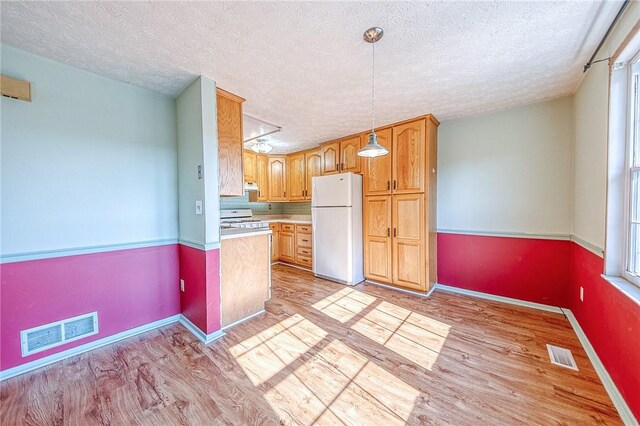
[
  {"x1": 387, "y1": 181, "x2": 390, "y2": 190},
  {"x1": 393, "y1": 180, "x2": 397, "y2": 190},
  {"x1": 393, "y1": 228, "x2": 397, "y2": 237}
]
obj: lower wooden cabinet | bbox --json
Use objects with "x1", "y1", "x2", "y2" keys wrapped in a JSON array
[
  {"x1": 271, "y1": 222, "x2": 313, "y2": 270},
  {"x1": 363, "y1": 194, "x2": 431, "y2": 292},
  {"x1": 269, "y1": 223, "x2": 280, "y2": 262},
  {"x1": 279, "y1": 230, "x2": 295, "y2": 262},
  {"x1": 363, "y1": 196, "x2": 393, "y2": 283}
]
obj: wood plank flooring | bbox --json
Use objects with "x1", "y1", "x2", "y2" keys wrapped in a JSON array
[{"x1": 0, "y1": 265, "x2": 622, "y2": 425}]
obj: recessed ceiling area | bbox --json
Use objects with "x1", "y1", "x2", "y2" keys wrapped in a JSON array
[{"x1": 0, "y1": 1, "x2": 622, "y2": 153}]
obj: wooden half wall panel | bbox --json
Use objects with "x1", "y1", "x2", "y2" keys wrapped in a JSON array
[{"x1": 1, "y1": 75, "x2": 31, "y2": 102}]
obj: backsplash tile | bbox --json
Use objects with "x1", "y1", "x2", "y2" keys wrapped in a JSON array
[{"x1": 219, "y1": 192, "x2": 311, "y2": 215}]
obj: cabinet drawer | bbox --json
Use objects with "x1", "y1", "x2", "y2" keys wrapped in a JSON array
[
  {"x1": 296, "y1": 224, "x2": 312, "y2": 234},
  {"x1": 296, "y1": 233, "x2": 312, "y2": 248},
  {"x1": 296, "y1": 247, "x2": 312, "y2": 257},
  {"x1": 281, "y1": 223, "x2": 295, "y2": 232},
  {"x1": 296, "y1": 255, "x2": 312, "y2": 268},
  {"x1": 269, "y1": 223, "x2": 280, "y2": 231}
]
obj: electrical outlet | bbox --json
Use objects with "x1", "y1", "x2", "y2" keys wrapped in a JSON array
[
  {"x1": 580, "y1": 286, "x2": 584, "y2": 302},
  {"x1": 180, "y1": 279, "x2": 185, "y2": 292},
  {"x1": 195, "y1": 200, "x2": 203, "y2": 215}
]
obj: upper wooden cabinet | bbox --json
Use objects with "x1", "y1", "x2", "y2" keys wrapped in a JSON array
[
  {"x1": 268, "y1": 156, "x2": 287, "y2": 201},
  {"x1": 305, "y1": 149, "x2": 322, "y2": 200},
  {"x1": 363, "y1": 128, "x2": 392, "y2": 196},
  {"x1": 321, "y1": 141, "x2": 340, "y2": 174},
  {"x1": 256, "y1": 154, "x2": 269, "y2": 201},
  {"x1": 392, "y1": 119, "x2": 426, "y2": 194},
  {"x1": 287, "y1": 152, "x2": 306, "y2": 201},
  {"x1": 340, "y1": 136, "x2": 362, "y2": 174},
  {"x1": 243, "y1": 150, "x2": 257, "y2": 183},
  {"x1": 217, "y1": 88, "x2": 245, "y2": 196}
]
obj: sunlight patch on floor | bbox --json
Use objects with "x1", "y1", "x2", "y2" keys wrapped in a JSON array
[
  {"x1": 311, "y1": 287, "x2": 376, "y2": 323},
  {"x1": 351, "y1": 300, "x2": 451, "y2": 370},
  {"x1": 229, "y1": 314, "x2": 328, "y2": 386},
  {"x1": 265, "y1": 339, "x2": 418, "y2": 425}
]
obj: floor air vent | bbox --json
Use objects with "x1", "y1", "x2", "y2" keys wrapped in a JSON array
[
  {"x1": 546, "y1": 344, "x2": 578, "y2": 371},
  {"x1": 21, "y1": 312, "x2": 98, "y2": 356}
]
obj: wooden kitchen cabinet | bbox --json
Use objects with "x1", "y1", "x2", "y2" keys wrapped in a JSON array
[
  {"x1": 362, "y1": 115, "x2": 439, "y2": 293},
  {"x1": 363, "y1": 127, "x2": 392, "y2": 196},
  {"x1": 269, "y1": 223, "x2": 280, "y2": 262},
  {"x1": 305, "y1": 149, "x2": 322, "y2": 200},
  {"x1": 363, "y1": 196, "x2": 393, "y2": 284},
  {"x1": 243, "y1": 150, "x2": 257, "y2": 183},
  {"x1": 392, "y1": 119, "x2": 426, "y2": 194},
  {"x1": 279, "y1": 230, "x2": 295, "y2": 262},
  {"x1": 321, "y1": 141, "x2": 340, "y2": 174},
  {"x1": 268, "y1": 156, "x2": 287, "y2": 201},
  {"x1": 256, "y1": 154, "x2": 269, "y2": 201},
  {"x1": 217, "y1": 88, "x2": 245, "y2": 196},
  {"x1": 287, "y1": 152, "x2": 306, "y2": 201},
  {"x1": 339, "y1": 136, "x2": 362, "y2": 174},
  {"x1": 392, "y1": 194, "x2": 425, "y2": 291}
]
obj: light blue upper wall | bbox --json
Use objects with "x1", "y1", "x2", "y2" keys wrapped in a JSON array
[{"x1": 0, "y1": 45, "x2": 178, "y2": 256}]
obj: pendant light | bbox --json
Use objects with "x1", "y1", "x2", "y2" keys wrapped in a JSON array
[
  {"x1": 251, "y1": 138, "x2": 273, "y2": 154},
  {"x1": 358, "y1": 27, "x2": 389, "y2": 158}
]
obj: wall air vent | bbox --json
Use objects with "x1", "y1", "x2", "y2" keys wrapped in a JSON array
[
  {"x1": 546, "y1": 344, "x2": 578, "y2": 371},
  {"x1": 20, "y1": 312, "x2": 98, "y2": 356}
]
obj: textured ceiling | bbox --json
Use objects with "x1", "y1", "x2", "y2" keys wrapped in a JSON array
[{"x1": 0, "y1": 1, "x2": 622, "y2": 153}]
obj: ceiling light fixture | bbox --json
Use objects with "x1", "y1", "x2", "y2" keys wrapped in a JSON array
[
  {"x1": 251, "y1": 138, "x2": 273, "y2": 154},
  {"x1": 358, "y1": 26, "x2": 389, "y2": 158}
]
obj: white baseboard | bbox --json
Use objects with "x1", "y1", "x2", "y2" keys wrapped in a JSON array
[
  {"x1": 564, "y1": 311, "x2": 637, "y2": 426},
  {"x1": 0, "y1": 314, "x2": 181, "y2": 381},
  {"x1": 178, "y1": 315, "x2": 225, "y2": 344},
  {"x1": 434, "y1": 284, "x2": 637, "y2": 425},
  {"x1": 435, "y1": 283, "x2": 565, "y2": 314}
]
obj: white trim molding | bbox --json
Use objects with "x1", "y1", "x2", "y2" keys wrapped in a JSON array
[
  {"x1": 0, "y1": 238, "x2": 178, "y2": 264},
  {"x1": 179, "y1": 315, "x2": 225, "y2": 344},
  {"x1": 437, "y1": 228, "x2": 571, "y2": 241},
  {"x1": 571, "y1": 235, "x2": 605, "y2": 258},
  {"x1": 178, "y1": 239, "x2": 221, "y2": 251},
  {"x1": 565, "y1": 311, "x2": 638, "y2": 426},
  {"x1": 364, "y1": 280, "x2": 436, "y2": 298},
  {"x1": 0, "y1": 314, "x2": 181, "y2": 381},
  {"x1": 435, "y1": 284, "x2": 565, "y2": 314},
  {"x1": 434, "y1": 284, "x2": 637, "y2": 425},
  {"x1": 222, "y1": 310, "x2": 266, "y2": 331}
]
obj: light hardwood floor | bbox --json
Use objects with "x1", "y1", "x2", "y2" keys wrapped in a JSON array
[{"x1": 0, "y1": 265, "x2": 621, "y2": 425}]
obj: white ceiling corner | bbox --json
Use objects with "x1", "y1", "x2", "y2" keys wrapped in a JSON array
[{"x1": 0, "y1": 1, "x2": 624, "y2": 153}]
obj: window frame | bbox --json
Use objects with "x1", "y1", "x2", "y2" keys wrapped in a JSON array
[{"x1": 622, "y1": 51, "x2": 640, "y2": 287}]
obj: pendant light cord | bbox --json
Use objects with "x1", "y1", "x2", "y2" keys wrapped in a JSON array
[{"x1": 371, "y1": 42, "x2": 376, "y2": 134}]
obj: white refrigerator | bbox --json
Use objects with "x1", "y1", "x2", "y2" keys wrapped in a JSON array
[{"x1": 312, "y1": 173, "x2": 364, "y2": 285}]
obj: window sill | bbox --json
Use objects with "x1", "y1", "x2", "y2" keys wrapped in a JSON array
[{"x1": 601, "y1": 275, "x2": 640, "y2": 306}]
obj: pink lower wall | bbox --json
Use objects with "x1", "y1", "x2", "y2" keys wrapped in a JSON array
[
  {"x1": 178, "y1": 245, "x2": 221, "y2": 335},
  {"x1": 0, "y1": 245, "x2": 180, "y2": 371},
  {"x1": 437, "y1": 233, "x2": 571, "y2": 306},
  {"x1": 569, "y1": 243, "x2": 640, "y2": 419}
]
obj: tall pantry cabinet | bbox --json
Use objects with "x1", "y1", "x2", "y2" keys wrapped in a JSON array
[{"x1": 362, "y1": 115, "x2": 439, "y2": 292}]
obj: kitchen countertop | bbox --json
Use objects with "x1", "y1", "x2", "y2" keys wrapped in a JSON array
[
  {"x1": 220, "y1": 228, "x2": 272, "y2": 240},
  {"x1": 257, "y1": 215, "x2": 312, "y2": 224}
]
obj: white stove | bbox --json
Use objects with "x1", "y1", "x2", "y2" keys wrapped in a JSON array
[{"x1": 220, "y1": 209, "x2": 269, "y2": 229}]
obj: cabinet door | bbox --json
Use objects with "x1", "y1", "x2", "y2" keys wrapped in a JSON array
[
  {"x1": 268, "y1": 156, "x2": 287, "y2": 201},
  {"x1": 256, "y1": 154, "x2": 269, "y2": 201},
  {"x1": 392, "y1": 194, "x2": 425, "y2": 291},
  {"x1": 243, "y1": 150, "x2": 257, "y2": 183},
  {"x1": 287, "y1": 152, "x2": 306, "y2": 201},
  {"x1": 364, "y1": 196, "x2": 392, "y2": 283},
  {"x1": 305, "y1": 150, "x2": 322, "y2": 200},
  {"x1": 217, "y1": 89, "x2": 244, "y2": 196},
  {"x1": 279, "y1": 232, "x2": 295, "y2": 262},
  {"x1": 392, "y1": 119, "x2": 426, "y2": 194},
  {"x1": 340, "y1": 136, "x2": 362, "y2": 173},
  {"x1": 321, "y1": 141, "x2": 340, "y2": 175},
  {"x1": 363, "y1": 128, "x2": 392, "y2": 195},
  {"x1": 271, "y1": 231, "x2": 279, "y2": 262}
]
